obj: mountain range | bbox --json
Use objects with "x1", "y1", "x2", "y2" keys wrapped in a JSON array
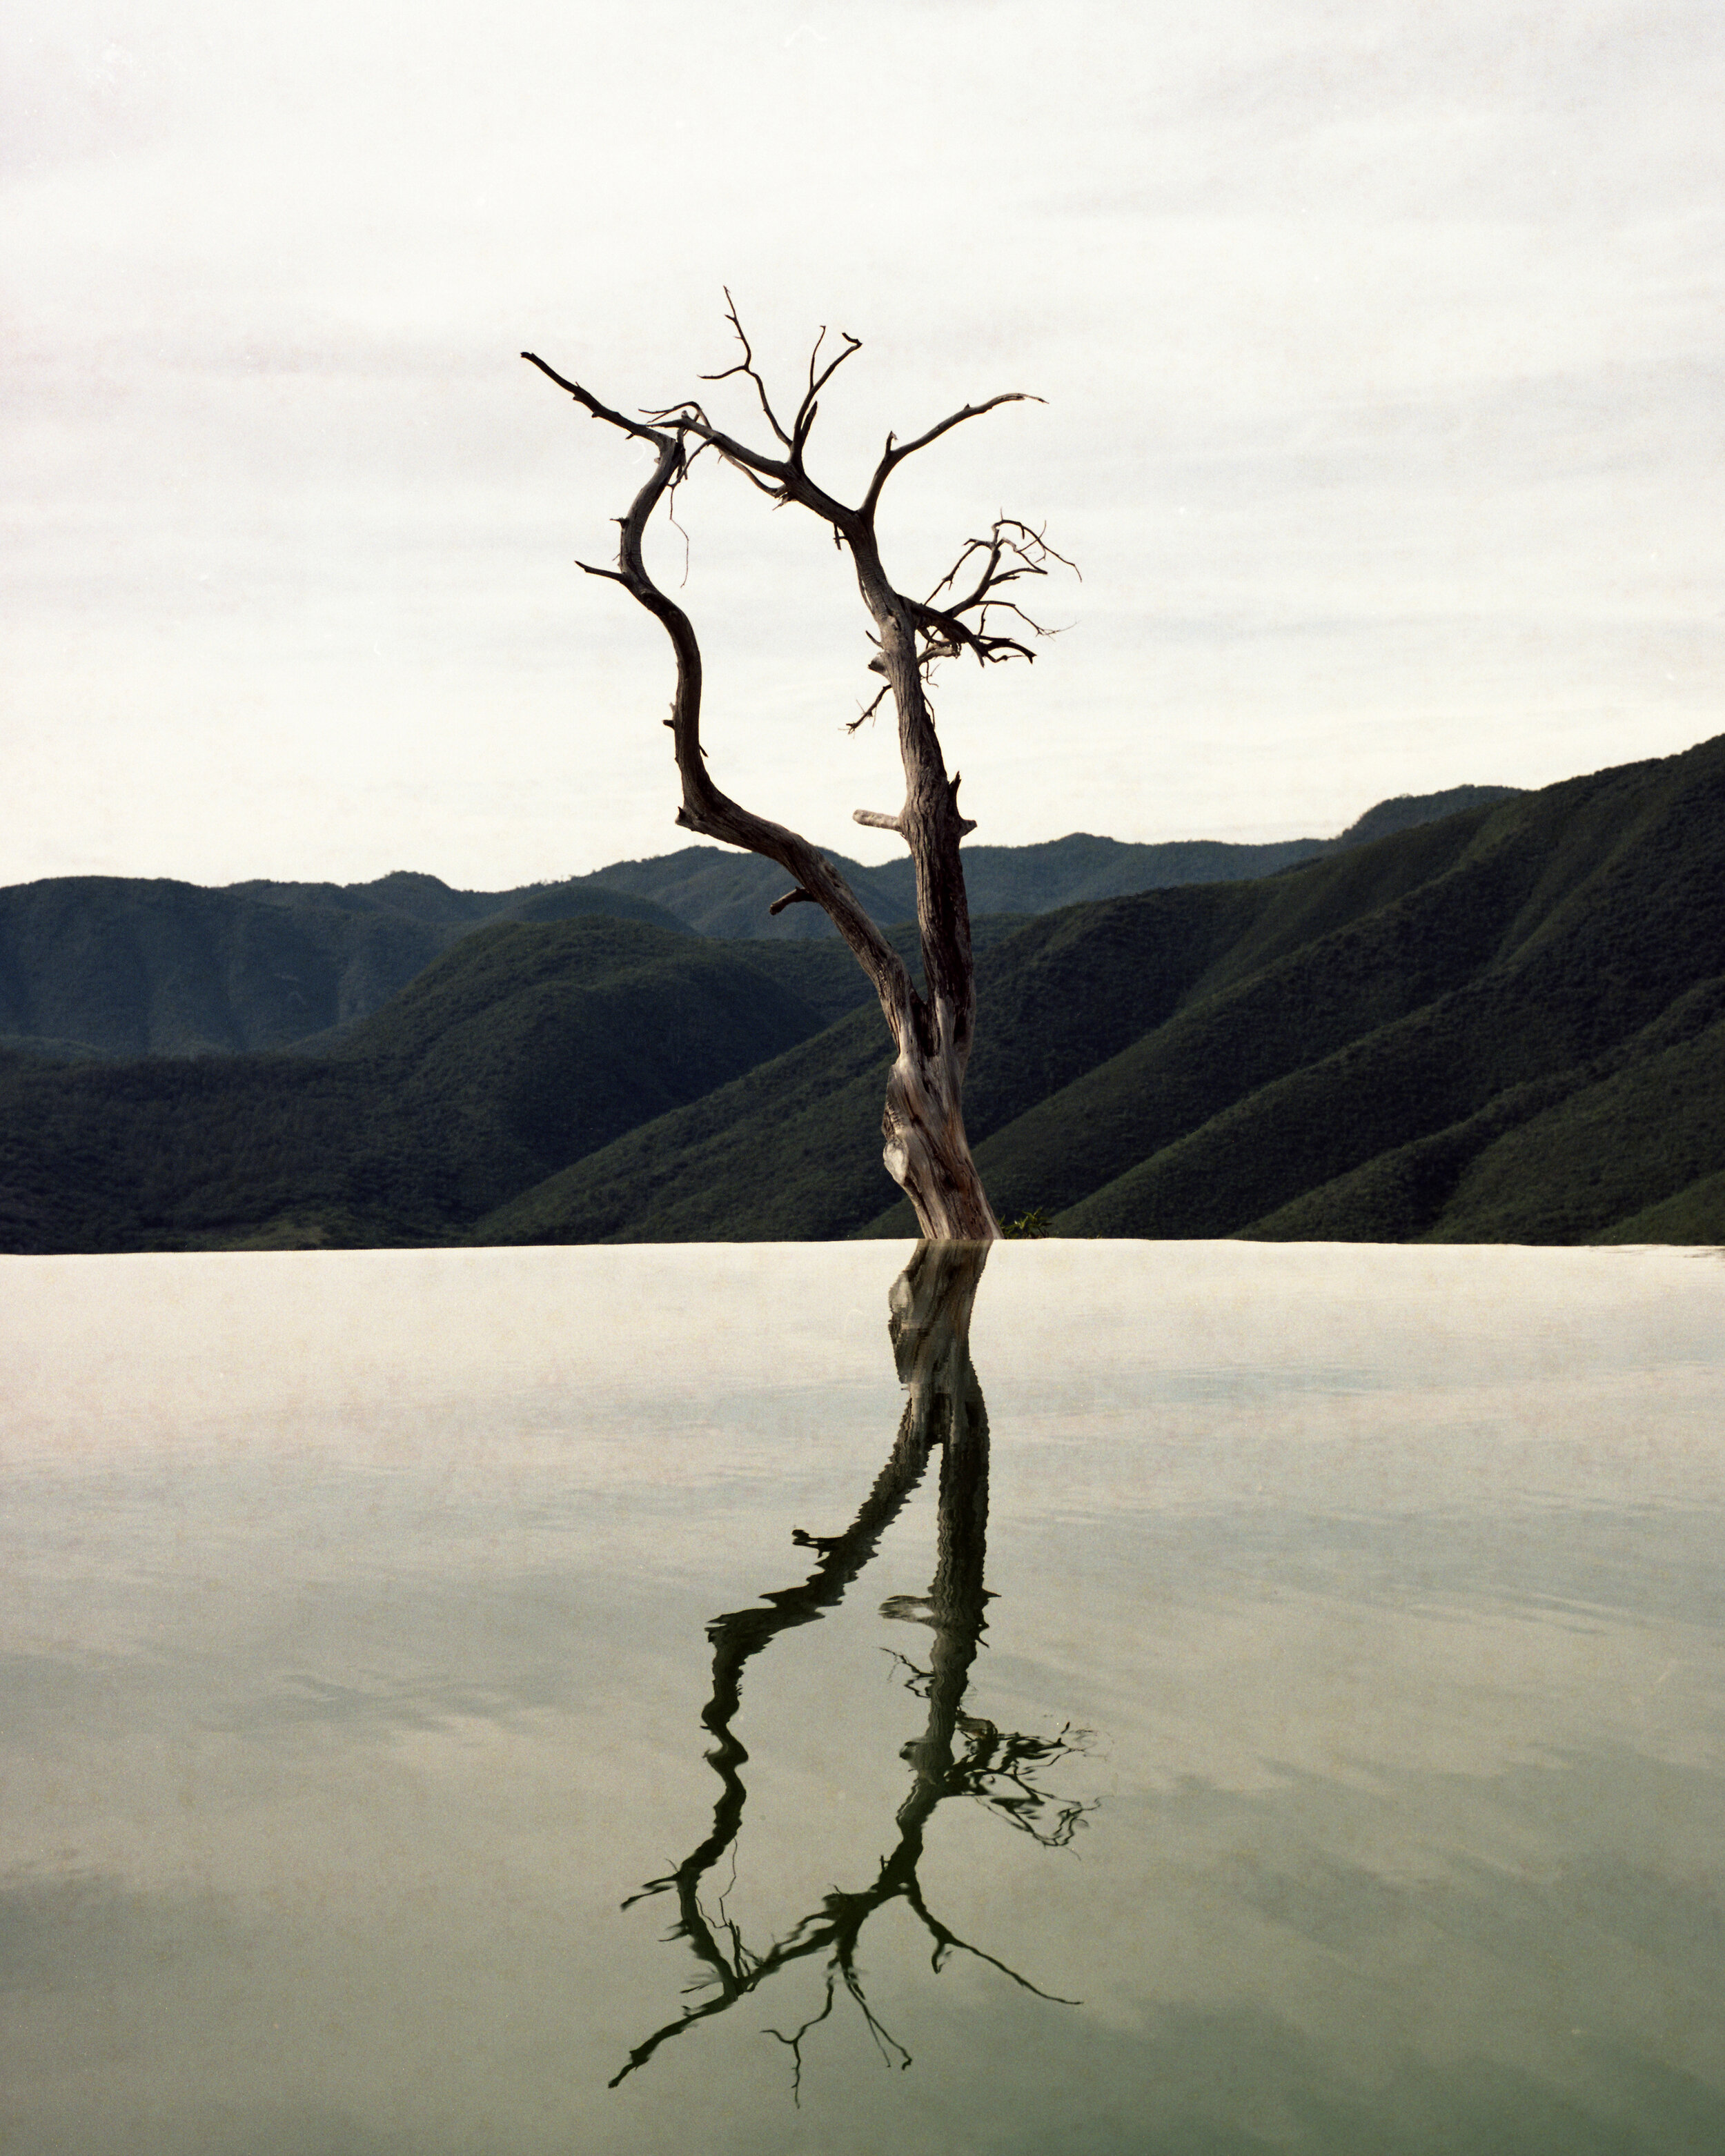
[
  {"x1": 3, "y1": 750, "x2": 1722, "y2": 1253},
  {"x1": 0, "y1": 784, "x2": 1518, "y2": 1060}
]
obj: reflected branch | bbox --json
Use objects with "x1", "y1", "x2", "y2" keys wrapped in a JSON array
[{"x1": 611, "y1": 1242, "x2": 1092, "y2": 2095}]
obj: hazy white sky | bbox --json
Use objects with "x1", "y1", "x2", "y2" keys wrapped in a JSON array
[{"x1": 5, "y1": 0, "x2": 1722, "y2": 889}]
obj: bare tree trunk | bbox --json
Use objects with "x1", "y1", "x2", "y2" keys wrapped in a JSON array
[
  {"x1": 849, "y1": 533, "x2": 996, "y2": 1238},
  {"x1": 524, "y1": 317, "x2": 1068, "y2": 1239}
]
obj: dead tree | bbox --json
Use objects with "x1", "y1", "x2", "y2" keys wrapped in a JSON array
[{"x1": 523, "y1": 303, "x2": 1070, "y2": 1239}]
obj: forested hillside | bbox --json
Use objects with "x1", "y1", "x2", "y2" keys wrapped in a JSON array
[
  {"x1": 0, "y1": 920, "x2": 833, "y2": 1250},
  {"x1": 0, "y1": 783, "x2": 1516, "y2": 1057},
  {"x1": 0, "y1": 872, "x2": 683, "y2": 1058},
  {"x1": 0, "y1": 744, "x2": 1716, "y2": 1252},
  {"x1": 478, "y1": 737, "x2": 1725, "y2": 1248}
]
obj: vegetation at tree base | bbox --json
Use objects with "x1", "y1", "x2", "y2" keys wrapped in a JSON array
[
  {"x1": 1000, "y1": 1208, "x2": 1054, "y2": 1239},
  {"x1": 0, "y1": 783, "x2": 1517, "y2": 1060},
  {"x1": 1, "y1": 741, "x2": 1719, "y2": 1252}
]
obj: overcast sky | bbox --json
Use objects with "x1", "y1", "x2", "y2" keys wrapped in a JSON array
[{"x1": 5, "y1": 0, "x2": 1722, "y2": 890}]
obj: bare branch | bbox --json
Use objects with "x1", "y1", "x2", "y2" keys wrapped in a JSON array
[
  {"x1": 902, "y1": 1879, "x2": 1081, "y2": 2005},
  {"x1": 929, "y1": 532, "x2": 1006, "y2": 611},
  {"x1": 895, "y1": 516, "x2": 1079, "y2": 676},
  {"x1": 520, "y1": 352, "x2": 669, "y2": 446},
  {"x1": 929, "y1": 519, "x2": 1078, "y2": 616},
  {"x1": 972, "y1": 599, "x2": 1057, "y2": 635},
  {"x1": 697, "y1": 288, "x2": 794, "y2": 448},
  {"x1": 638, "y1": 322, "x2": 860, "y2": 526},
  {"x1": 790, "y1": 325, "x2": 863, "y2": 463},
  {"x1": 853, "y1": 809, "x2": 903, "y2": 833},
  {"x1": 767, "y1": 887, "x2": 819, "y2": 915},
  {"x1": 909, "y1": 595, "x2": 1037, "y2": 668},
  {"x1": 845, "y1": 682, "x2": 891, "y2": 734},
  {"x1": 861, "y1": 393, "x2": 1044, "y2": 517},
  {"x1": 640, "y1": 395, "x2": 715, "y2": 429},
  {"x1": 762, "y1": 1970, "x2": 840, "y2": 2107}
]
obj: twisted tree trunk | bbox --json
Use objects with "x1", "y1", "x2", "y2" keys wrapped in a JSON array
[
  {"x1": 849, "y1": 531, "x2": 995, "y2": 1238},
  {"x1": 525, "y1": 315, "x2": 1067, "y2": 1238}
]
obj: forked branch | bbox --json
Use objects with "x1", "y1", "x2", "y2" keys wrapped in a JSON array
[
  {"x1": 909, "y1": 518, "x2": 1077, "y2": 673},
  {"x1": 861, "y1": 394, "x2": 1045, "y2": 519},
  {"x1": 695, "y1": 290, "x2": 865, "y2": 477},
  {"x1": 698, "y1": 288, "x2": 795, "y2": 448}
]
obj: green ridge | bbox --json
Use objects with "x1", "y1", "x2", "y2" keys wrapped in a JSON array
[{"x1": 0, "y1": 920, "x2": 826, "y2": 1252}]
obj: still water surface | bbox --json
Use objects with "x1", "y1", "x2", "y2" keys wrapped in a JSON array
[{"x1": 3, "y1": 1239, "x2": 1724, "y2": 2154}]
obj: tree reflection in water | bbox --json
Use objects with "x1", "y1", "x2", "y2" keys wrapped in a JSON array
[{"x1": 611, "y1": 1240, "x2": 1094, "y2": 2095}]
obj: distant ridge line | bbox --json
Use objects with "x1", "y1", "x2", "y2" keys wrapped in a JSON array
[{"x1": 0, "y1": 782, "x2": 1522, "y2": 1060}]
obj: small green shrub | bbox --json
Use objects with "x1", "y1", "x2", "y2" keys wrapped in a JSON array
[{"x1": 1001, "y1": 1207, "x2": 1052, "y2": 1239}]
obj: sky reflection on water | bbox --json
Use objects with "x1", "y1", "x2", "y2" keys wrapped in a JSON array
[{"x1": 2, "y1": 1240, "x2": 1723, "y2": 2154}]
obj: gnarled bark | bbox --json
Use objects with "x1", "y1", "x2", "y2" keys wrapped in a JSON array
[{"x1": 524, "y1": 308, "x2": 1070, "y2": 1239}]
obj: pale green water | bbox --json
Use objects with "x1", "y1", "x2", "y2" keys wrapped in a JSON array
[{"x1": 2, "y1": 1240, "x2": 1723, "y2": 2154}]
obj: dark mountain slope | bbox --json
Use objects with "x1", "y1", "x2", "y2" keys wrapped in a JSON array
[
  {"x1": 578, "y1": 849, "x2": 907, "y2": 942},
  {"x1": 1334, "y1": 784, "x2": 1521, "y2": 847},
  {"x1": 7, "y1": 746, "x2": 1713, "y2": 1252},
  {"x1": 0, "y1": 872, "x2": 686, "y2": 1060},
  {"x1": 849, "y1": 833, "x2": 1325, "y2": 920},
  {"x1": 902, "y1": 784, "x2": 1519, "y2": 915},
  {"x1": 666, "y1": 910, "x2": 1032, "y2": 1029},
  {"x1": 898, "y1": 806, "x2": 1551, "y2": 1234},
  {"x1": 1025, "y1": 738, "x2": 1725, "y2": 1240},
  {"x1": 476, "y1": 735, "x2": 1725, "y2": 1248},
  {"x1": 315, "y1": 920, "x2": 830, "y2": 1223},
  {"x1": 471, "y1": 1017, "x2": 900, "y2": 1246},
  {"x1": 0, "y1": 921, "x2": 827, "y2": 1252},
  {"x1": 1599, "y1": 1166, "x2": 1725, "y2": 1244},
  {"x1": 228, "y1": 867, "x2": 687, "y2": 936},
  {"x1": 471, "y1": 800, "x2": 1515, "y2": 1245},
  {"x1": 1239, "y1": 982, "x2": 1725, "y2": 1244},
  {"x1": 0, "y1": 1049, "x2": 386, "y2": 1255},
  {"x1": 0, "y1": 876, "x2": 442, "y2": 1058}
]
